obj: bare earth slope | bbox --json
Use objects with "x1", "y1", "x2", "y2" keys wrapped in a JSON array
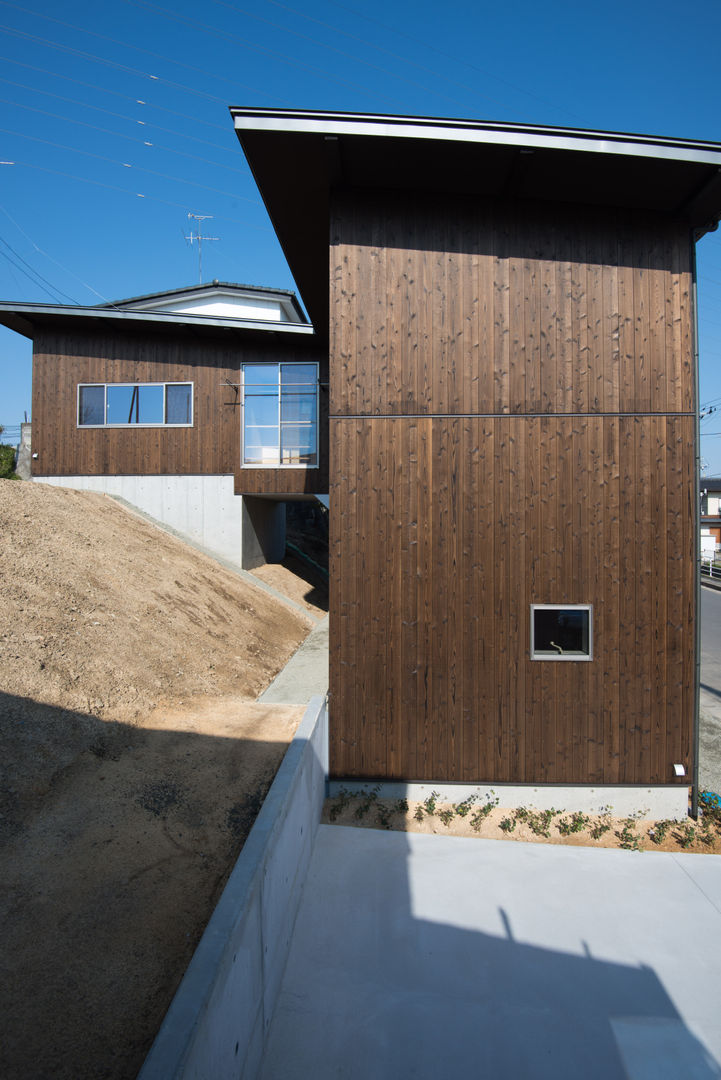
[{"x1": 0, "y1": 480, "x2": 313, "y2": 1079}]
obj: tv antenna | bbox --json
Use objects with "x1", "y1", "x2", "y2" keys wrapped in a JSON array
[{"x1": 184, "y1": 213, "x2": 219, "y2": 283}]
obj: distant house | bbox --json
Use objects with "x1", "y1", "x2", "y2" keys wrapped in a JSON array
[
  {"x1": 230, "y1": 108, "x2": 721, "y2": 814},
  {"x1": 701, "y1": 477, "x2": 721, "y2": 549},
  {"x1": 0, "y1": 282, "x2": 328, "y2": 569}
]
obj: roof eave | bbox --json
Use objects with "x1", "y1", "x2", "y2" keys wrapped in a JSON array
[{"x1": 0, "y1": 302, "x2": 316, "y2": 339}]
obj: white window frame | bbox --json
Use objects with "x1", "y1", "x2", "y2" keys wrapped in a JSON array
[
  {"x1": 77, "y1": 382, "x2": 194, "y2": 428},
  {"x1": 240, "y1": 361, "x2": 319, "y2": 469},
  {"x1": 530, "y1": 604, "x2": 593, "y2": 661}
]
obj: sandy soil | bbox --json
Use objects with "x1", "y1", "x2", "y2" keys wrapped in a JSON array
[
  {"x1": 0, "y1": 479, "x2": 314, "y2": 1079},
  {"x1": 251, "y1": 552, "x2": 328, "y2": 618},
  {"x1": 323, "y1": 795, "x2": 721, "y2": 855}
]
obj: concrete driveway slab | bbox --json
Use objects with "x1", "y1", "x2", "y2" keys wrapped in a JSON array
[{"x1": 261, "y1": 827, "x2": 721, "y2": 1080}]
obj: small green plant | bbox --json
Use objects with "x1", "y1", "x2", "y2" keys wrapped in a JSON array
[
  {"x1": 499, "y1": 815, "x2": 516, "y2": 833},
  {"x1": 615, "y1": 817, "x2": 642, "y2": 851},
  {"x1": 673, "y1": 822, "x2": 696, "y2": 849},
  {"x1": 328, "y1": 786, "x2": 353, "y2": 822},
  {"x1": 454, "y1": 794, "x2": 477, "y2": 818},
  {"x1": 354, "y1": 784, "x2": 380, "y2": 820},
  {"x1": 393, "y1": 798, "x2": 409, "y2": 815},
  {"x1": 469, "y1": 793, "x2": 498, "y2": 832},
  {"x1": 514, "y1": 806, "x2": 529, "y2": 823},
  {"x1": 413, "y1": 805, "x2": 425, "y2": 823},
  {"x1": 423, "y1": 790, "x2": 441, "y2": 816},
  {"x1": 648, "y1": 819, "x2": 671, "y2": 845},
  {"x1": 438, "y1": 807, "x2": 455, "y2": 827},
  {"x1": 557, "y1": 811, "x2": 590, "y2": 836},
  {"x1": 589, "y1": 810, "x2": 613, "y2": 841},
  {"x1": 699, "y1": 816, "x2": 715, "y2": 847},
  {"x1": 525, "y1": 808, "x2": 559, "y2": 839},
  {"x1": 375, "y1": 802, "x2": 393, "y2": 830}
]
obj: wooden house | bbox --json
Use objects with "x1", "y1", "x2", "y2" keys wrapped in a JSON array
[
  {"x1": 0, "y1": 282, "x2": 328, "y2": 568},
  {"x1": 231, "y1": 109, "x2": 721, "y2": 812}
]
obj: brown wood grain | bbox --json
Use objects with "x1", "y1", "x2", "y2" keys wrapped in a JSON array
[
  {"x1": 31, "y1": 327, "x2": 327, "y2": 494},
  {"x1": 328, "y1": 414, "x2": 695, "y2": 784},
  {"x1": 328, "y1": 191, "x2": 695, "y2": 786}
]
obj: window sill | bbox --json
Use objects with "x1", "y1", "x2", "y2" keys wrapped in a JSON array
[{"x1": 531, "y1": 652, "x2": 593, "y2": 662}]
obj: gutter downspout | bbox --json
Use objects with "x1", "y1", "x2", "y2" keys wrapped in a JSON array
[{"x1": 692, "y1": 237, "x2": 701, "y2": 821}]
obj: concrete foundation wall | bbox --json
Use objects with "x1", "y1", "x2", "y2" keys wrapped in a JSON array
[
  {"x1": 241, "y1": 497, "x2": 286, "y2": 570},
  {"x1": 138, "y1": 695, "x2": 328, "y2": 1080},
  {"x1": 34, "y1": 475, "x2": 285, "y2": 570},
  {"x1": 328, "y1": 780, "x2": 690, "y2": 821},
  {"x1": 15, "y1": 423, "x2": 32, "y2": 480}
]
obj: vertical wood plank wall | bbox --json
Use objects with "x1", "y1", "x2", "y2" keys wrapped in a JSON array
[
  {"x1": 329, "y1": 191, "x2": 695, "y2": 785},
  {"x1": 31, "y1": 328, "x2": 328, "y2": 494}
]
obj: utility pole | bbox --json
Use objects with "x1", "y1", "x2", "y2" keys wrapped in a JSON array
[{"x1": 184, "y1": 213, "x2": 219, "y2": 283}]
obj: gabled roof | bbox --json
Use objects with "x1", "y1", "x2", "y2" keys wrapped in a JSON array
[
  {"x1": 0, "y1": 281, "x2": 313, "y2": 341},
  {"x1": 230, "y1": 107, "x2": 721, "y2": 329},
  {"x1": 98, "y1": 281, "x2": 307, "y2": 322}
]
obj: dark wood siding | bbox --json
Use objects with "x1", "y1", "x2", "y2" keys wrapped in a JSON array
[
  {"x1": 330, "y1": 192, "x2": 694, "y2": 418},
  {"x1": 31, "y1": 328, "x2": 327, "y2": 494},
  {"x1": 329, "y1": 191, "x2": 696, "y2": 785}
]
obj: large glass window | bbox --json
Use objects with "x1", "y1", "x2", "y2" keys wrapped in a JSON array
[
  {"x1": 77, "y1": 383, "x2": 193, "y2": 427},
  {"x1": 242, "y1": 363, "x2": 318, "y2": 466}
]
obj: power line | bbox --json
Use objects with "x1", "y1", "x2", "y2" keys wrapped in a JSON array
[
  {"x1": 0, "y1": 2, "x2": 294, "y2": 104},
  {"x1": 257, "y1": 0, "x2": 520, "y2": 115},
  {"x1": 4, "y1": 158, "x2": 273, "y2": 230},
  {"x1": 322, "y1": 0, "x2": 583, "y2": 123},
  {"x1": 0, "y1": 82, "x2": 254, "y2": 175},
  {"x1": 0, "y1": 236, "x2": 76, "y2": 302},
  {"x1": 121, "y1": 0, "x2": 391, "y2": 105},
  {"x1": 0, "y1": 77, "x2": 247, "y2": 161},
  {"x1": 0, "y1": 203, "x2": 114, "y2": 304},
  {"x1": 203, "y1": 0, "x2": 479, "y2": 113},
  {"x1": 0, "y1": 21, "x2": 284, "y2": 116},
  {"x1": 1, "y1": 124, "x2": 252, "y2": 193},
  {"x1": 0, "y1": 91, "x2": 244, "y2": 158},
  {"x1": 0, "y1": 123, "x2": 259, "y2": 204},
  {"x1": 0, "y1": 54, "x2": 237, "y2": 134}
]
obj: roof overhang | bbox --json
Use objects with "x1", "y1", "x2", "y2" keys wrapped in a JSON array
[
  {"x1": 231, "y1": 108, "x2": 721, "y2": 328},
  {"x1": 0, "y1": 302, "x2": 315, "y2": 341}
]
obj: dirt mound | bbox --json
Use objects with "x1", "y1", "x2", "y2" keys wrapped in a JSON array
[
  {"x1": 0, "y1": 479, "x2": 315, "y2": 1079},
  {"x1": 0, "y1": 479, "x2": 311, "y2": 721}
]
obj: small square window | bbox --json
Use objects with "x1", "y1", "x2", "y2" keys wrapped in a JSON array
[{"x1": 531, "y1": 605, "x2": 592, "y2": 661}]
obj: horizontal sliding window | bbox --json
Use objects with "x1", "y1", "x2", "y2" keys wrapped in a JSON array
[
  {"x1": 77, "y1": 383, "x2": 193, "y2": 427},
  {"x1": 242, "y1": 362, "x2": 318, "y2": 467}
]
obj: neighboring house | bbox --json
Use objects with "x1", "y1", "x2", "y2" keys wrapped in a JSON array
[
  {"x1": 701, "y1": 477, "x2": 721, "y2": 548},
  {"x1": 231, "y1": 108, "x2": 721, "y2": 812},
  {"x1": 0, "y1": 282, "x2": 328, "y2": 569}
]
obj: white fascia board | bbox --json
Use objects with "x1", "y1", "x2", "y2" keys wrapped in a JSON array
[{"x1": 232, "y1": 112, "x2": 721, "y2": 168}]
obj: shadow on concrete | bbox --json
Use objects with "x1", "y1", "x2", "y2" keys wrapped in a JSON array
[
  {"x1": 701, "y1": 681, "x2": 721, "y2": 702},
  {"x1": 261, "y1": 825, "x2": 721, "y2": 1079},
  {"x1": 0, "y1": 689, "x2": 294, "y2": 1080}
]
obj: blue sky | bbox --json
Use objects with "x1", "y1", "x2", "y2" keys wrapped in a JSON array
[{"x1": 2, "y1": 0, "x2": 721, "y2": 468}]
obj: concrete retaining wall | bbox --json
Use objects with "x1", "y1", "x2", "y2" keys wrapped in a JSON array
[
  {"x1": 138, "y1": 694, "x2": 328, "y2": 1080},
  {"x1": 328, "y1": 780, "x2": 690, "y2": 820},
  {"x1": 36, "y1": 475, "x2": 244, "y2": 566}
]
